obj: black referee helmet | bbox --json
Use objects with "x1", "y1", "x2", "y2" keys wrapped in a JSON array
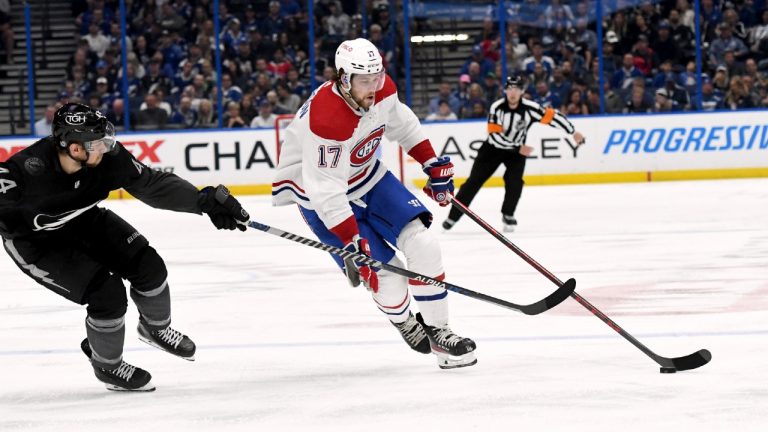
[{"x1": 505, "y1": 74, "x2": 525, "y2": 89}]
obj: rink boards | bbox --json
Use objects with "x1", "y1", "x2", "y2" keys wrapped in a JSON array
[{"x1": 1, "y1": 110, "x2": 767, "y2": 197}]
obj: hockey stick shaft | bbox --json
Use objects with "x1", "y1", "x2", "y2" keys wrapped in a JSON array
[
  {"x1": 247, "y1": 220, "x2": 575, "y2": 315},
  {"x1": 449, "y1": 197, "x2": 711, "y2": 371}
]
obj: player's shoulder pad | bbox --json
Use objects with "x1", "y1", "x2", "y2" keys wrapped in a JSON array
[
  {"x1": 102, "y1": 141, "x2": 129, "y2": 162},
  {"x1": 374, "y1": 74, "x2": 397, "y2": 104},
  {"x1": 4, "y1": 136, "x2": 53, "y2": 176},
  {"x1": 309, "y1": 84, "x2": 360, "y2": 141},
  {"x1": 105, "y1": 141, "x2": 145, "y2": 174}
]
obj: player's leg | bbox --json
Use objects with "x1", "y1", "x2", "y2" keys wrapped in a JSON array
[
  {"x1": 86, "y1": 209, "x2": 195, "y2": 360},
  {"x1": 396, "y1": 219, "x2": 476, "y2": 368},
  {"x1": 444, "y1": 142, "x2": 504, "y2": 230},
  {"x1": 365, "y1": 173, "x2": 476, "y2": 368},
  {"x1": 500, "y1": 151, "x2": 527, "y2": 232},
  {"x1": 2, "y1": 236, "x2": 153, "y2": 391},
  {"x1": 298, "y1": 205, "x2": 430, "y2": 354}
]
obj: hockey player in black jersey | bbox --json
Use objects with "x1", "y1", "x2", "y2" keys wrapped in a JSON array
[
  {"x1": 0, "y1": 103, "x2": 250, "y2": 391},
  {"x1": 442, "y1": 74, "x2": 585, "y2": 232}
]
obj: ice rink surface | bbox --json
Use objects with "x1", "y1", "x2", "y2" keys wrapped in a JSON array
[{"x1": 1, "y1": 178, "x2": 766, "y2": 431}]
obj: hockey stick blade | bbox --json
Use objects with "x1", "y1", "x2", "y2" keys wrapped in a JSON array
[
  {"x1": 247, "y1": 220, "x2": 575, "y2": 315},
  {"x1": 657, "y1": 349, "x2": 712, "y2": 372},
  {"x1": 449, "y1": 197, "x2": 712, "y2": 372},
  {"x1": 519, "y1": 277, "x2": 576, "y2": 315}
]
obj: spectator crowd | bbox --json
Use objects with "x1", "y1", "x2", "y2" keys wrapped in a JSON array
[
  {"x1": 31, "y1": 0, "x2": 768, "y2": 131},
  {"x1": 425, "y1": 0, "x2": 768, "y2": 121},
  {"x1": 46, "y1": 0, "x2": 397, "y2": 131}
]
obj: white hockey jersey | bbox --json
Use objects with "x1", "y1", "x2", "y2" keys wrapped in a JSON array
[{"x1": 272, "y1": 75, "x2": 432, "y2": 232}]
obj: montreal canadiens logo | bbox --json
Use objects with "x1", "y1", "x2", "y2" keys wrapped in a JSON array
[{"x1": 350, "y1": 125, "x2": 385, "y2": 167}]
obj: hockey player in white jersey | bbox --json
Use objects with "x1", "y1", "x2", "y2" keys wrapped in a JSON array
[{"x1": 272, "y1": 38, "x2": 476, "y2": 369}]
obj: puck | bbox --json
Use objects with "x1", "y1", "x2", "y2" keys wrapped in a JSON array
[{"x1": 660, "y1": 367, "x2": 677, "y2": 374}]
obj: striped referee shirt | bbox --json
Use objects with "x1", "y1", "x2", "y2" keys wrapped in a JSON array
[{"x1": 486, "y1": 97, "x2": 575, "y2": 150}]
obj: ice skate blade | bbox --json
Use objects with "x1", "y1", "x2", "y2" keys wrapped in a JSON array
[
  {"x1": 435, "y1": 351, "x2": 477, "y2": 369},
  {"x1": 105, "y1": 381, "x2": 156, "y2": 392},
  {"x1": 138, "y1": 335, "x2": 195, "y2": 361}
]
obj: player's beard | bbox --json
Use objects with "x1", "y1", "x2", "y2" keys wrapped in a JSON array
[{"x1": 351, "y1": 90, "x2": 376, "y2": 111}]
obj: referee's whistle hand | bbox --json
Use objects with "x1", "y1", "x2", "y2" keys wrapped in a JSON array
[{"x1": 573, "y1": 131, "x2": 585, "y2": 145}]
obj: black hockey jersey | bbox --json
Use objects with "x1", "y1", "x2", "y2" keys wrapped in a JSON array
[{"x1": 0, "y1": 136, "x2": 201, "y2": 239}]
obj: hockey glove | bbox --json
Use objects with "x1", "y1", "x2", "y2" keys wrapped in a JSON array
[
  {"x1": 198, "y1": 185, "x2": 250, "y2": 231},
  {"x1": 422, "y1": 156, "x2": 454, "y2": 207},
  {"x1": 343, "y1": 236, "x2": 379, "y2": 293}
]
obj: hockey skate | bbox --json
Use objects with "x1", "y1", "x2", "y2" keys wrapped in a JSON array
[
  {"x1": 502, "y1": 215, "x2": 517, "y2": 233},
  {"x1": 137, "y1": 322, "x2": 196, "y2": 361},
  {"x1": 415, "y1": 313, "x2": 477, "y2": 369},
  {"x1": 392, "y1": 312, "x2": 432, "y2": 354},
  {"x1": 441, "y1": 218, "x2": 456, "y2": 231},
  {"x1": 80, "y1": 338, "x2": 155, "y2": 392}
]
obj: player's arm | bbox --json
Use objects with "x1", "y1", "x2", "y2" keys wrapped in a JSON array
[
  {"x1": 114, "y1": 143, "x2": 249, "y2": 231},
  {"x1": 114, "y1": 143, "x2": 201, "y2": 213},
  {"x1": 382, "y1": 81, "x2": 454, "y2": 207},
  {"x1": 381, "y1": 76, "x2": 428, "y2": 154}
]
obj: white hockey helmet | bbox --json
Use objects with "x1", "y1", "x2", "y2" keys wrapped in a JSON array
[{"x1": 335, "y1": 38, "x2": 385, "y2": 92}]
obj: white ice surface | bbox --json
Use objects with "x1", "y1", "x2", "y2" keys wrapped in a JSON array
[{"x1": 1, "y1": 179, "x2": 767, "y2": 431}]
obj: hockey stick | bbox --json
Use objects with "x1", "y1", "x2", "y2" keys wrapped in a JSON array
[
  {"x1": 449, "y1": 197, "x2": 712, "y2": 372},
  {"x1": 247, "y1": 220, "x2": 575, "y2": 315}
]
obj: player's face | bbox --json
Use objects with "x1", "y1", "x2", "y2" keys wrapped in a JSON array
[
  {"x1": 82, "y1": 122, "x2": 117, "y2": 155},
  {"x1": 350, "y1": 71, "x2": 385, "y2": 110},
  {"x1": 85, "y1": 148, "x2": 104, "y2": 167},
  {"x1": 69, "y1": 142, "x2": 104, "y2": 167}
]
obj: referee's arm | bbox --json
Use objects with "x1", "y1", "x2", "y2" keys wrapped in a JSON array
[{"x1": 529, "y1": 102, "x2": 585, "y2": 145}]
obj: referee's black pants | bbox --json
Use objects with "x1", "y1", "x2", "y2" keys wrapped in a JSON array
[{"x1": 446, "y1": 141, "x2": 526, "y2": 223}]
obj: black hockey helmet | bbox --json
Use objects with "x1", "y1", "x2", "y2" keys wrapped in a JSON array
[
  {"x1": 53, "y1": 103, "x2": 116, "y2": 152},
  {"x1": 505, "y1": 74, "x2": 525, "y2": 90}
]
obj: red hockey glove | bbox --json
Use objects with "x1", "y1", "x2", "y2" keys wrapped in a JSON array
[
  {"x1": 343, "y1": 236, "x2": 379, "y2": 293},
  {"x1": 422, "y1": 156, "x2": 455, "y2": 207}
]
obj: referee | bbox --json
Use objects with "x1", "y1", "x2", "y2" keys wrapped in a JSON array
[{"x1": 442, "y1": 74, "x2": 585, "y2": 232}]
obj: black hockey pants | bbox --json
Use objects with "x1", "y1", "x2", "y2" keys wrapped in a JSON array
[{"x1": 2, "y1": 207, "x2": 168, "y2": 321}]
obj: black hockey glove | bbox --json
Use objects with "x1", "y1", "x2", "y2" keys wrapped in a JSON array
[{"x1": 198, "y1": 185, "x2": 250, "y2": 231}]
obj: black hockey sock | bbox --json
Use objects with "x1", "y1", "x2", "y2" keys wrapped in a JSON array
[
  {"x1": 85, "y1": 314, "x2": 126, "y2": 370},
  {"x1": 130, "y1": 281, "x2": 171, "y2": 331}
]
